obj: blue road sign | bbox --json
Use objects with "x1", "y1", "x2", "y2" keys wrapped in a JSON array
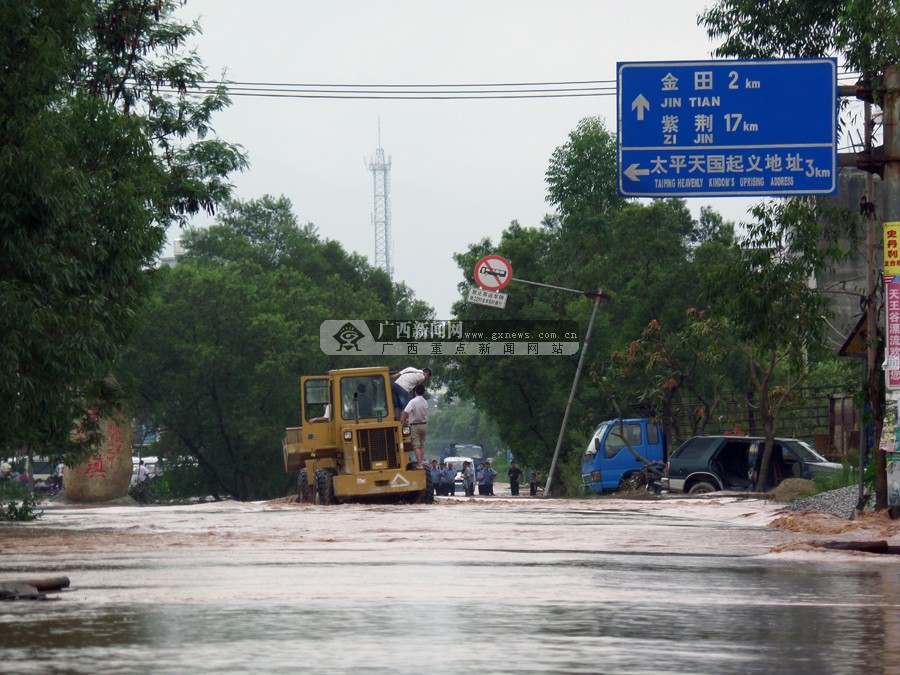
[{"x1": 617, "y1": 59, "x2": 837, "y2": 197}]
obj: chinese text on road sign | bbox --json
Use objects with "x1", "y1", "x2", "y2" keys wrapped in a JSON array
[
  {"x1": 617, "y1": 58, "x2": 837, "y2": 197},
  {"x1": 467, "y1": 287, "x2": 508, "y2": 309}
]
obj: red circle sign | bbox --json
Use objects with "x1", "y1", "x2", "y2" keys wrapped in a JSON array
[{"x1": 474, "y1": 255, "x2": 513, "y2": 291}]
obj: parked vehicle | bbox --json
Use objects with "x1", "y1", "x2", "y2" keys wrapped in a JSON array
[
  {"x1": 580, "y1": 418, "x2": 667, "y2": 494},
  {"x1": 282, "y1": 366, "x2": 432, "y2": 504},
  {"x1": 441, "y1": 443, "x2": 484, "y2": 464},
  {"x1": 661, "y1": 435, "x2": 843, "y2": 494},
  {"x1": 442, "y1": 455, "x2": 474, "y2": 490}
]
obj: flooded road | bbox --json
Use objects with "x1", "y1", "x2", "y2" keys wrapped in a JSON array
[{"x1": 1, "y1": 495, "x2": 898, "y2": 674}]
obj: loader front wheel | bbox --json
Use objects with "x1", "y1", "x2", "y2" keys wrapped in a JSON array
[{"x1": 315, "y1": 469, "x2": 337, "y2": 505}]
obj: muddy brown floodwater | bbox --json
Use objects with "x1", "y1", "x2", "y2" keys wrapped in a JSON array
[{"x1": 1, "y1": 494, "x2": 899, "y2": 674}]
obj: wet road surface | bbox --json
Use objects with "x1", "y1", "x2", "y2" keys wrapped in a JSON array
[{"x1": 1, "y1": 495, "x2": 898, "y2": 674}]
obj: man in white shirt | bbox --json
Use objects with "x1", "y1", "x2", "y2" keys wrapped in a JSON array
[
  {"x1": 400, "y1": 384, "x2": 428, "y2": 470},
  {"x1": 461, "y1": 461, "x2": 475, "y2": 496},
  {"x1": 137, "y1": 459, "x2": 150, "y2": 483},
  {"x1": 391, "y1": 367, "x2": 431, "y2": 416}
]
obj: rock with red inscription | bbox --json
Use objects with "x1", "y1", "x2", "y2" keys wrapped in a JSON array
[{"x1": 64, "y1": 413, "x2": 133, "y2": 502}]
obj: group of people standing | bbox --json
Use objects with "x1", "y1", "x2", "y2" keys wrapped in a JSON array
[
  {"x1": 428, "y1": 458, "x2": 540, "y2": 497},
  {"x1": 391, "y1": 365, "x2": 541, "y2": 498},
  {"x1": 429, "y1": 459, "x2": 498, "y2": 496}
]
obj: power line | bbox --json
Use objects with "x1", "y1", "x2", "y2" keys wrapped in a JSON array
[
  {"x1": 152, "y1": 70, "x2": 863, "y2": 101},
  {"x1": 159, "y1": 79, "x2": 618, "y2": 100},
  {"x1": 208, "y1": 79, "x2": 618, "y2": 88}
]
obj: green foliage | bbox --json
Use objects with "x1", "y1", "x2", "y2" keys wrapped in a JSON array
[
  {"x1": 700, "y1": 199, "x2": 850, "y2": 489},
  {"x1": 451, "y1": 113, "x2": 860, "y2": 496},
  {"x1": 1, "y1": 0, "x2": 245, "y2": 463},
  {"x1": 425, "y1": 399, "x2": 504, "y2": 458},
  {"x1": 600, "y1": 309, "x2": 730, "y2": 445},
  {"x1": 810, "y1": 462, "x2": 860, "y2": 495},
  {"x1": 129, "y1": 460, "x2": 211, "y2": 503},
  {"x1": 698, "y1": 0, "x2": 900, "y2": 78},
  {"x1": 0, "y1": 492, "x2": 42, "y2": 522},
  {"x1": 545, "y1": 117, "x2": 626, "y2": 222},
  {"x1": 119, "y1": 195, "x2": 433, "y2": 500},
  {"x1": 702, "y1": 199, "x2": 841, "y2": 372},
  {"x1": 449, "y1": 117, "x2": 754, "y2": 494}
]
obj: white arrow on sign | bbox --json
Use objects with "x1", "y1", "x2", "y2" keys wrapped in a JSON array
[
  {"x1": 623, "y1": 163, "x2": 650, "y2": 182},
  {"x1": 631, "y1": 93, "x2": 650, "y2": 120}
]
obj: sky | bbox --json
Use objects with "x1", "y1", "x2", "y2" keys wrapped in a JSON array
[{"x1": 170, "y1": 0, "x2": 764, "y2": 318}]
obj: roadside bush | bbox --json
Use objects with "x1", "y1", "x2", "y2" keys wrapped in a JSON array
[
  {"x1": 128, "y1": 461, "x2": 216, "y2": 503},
  {"x1": 810, "y1": 462, "x2": 858, "y2": 495},
  {"x1": 0, "y1": 491, "x2": 42, "y2": 521},
  {"x1": 560, "y1": 447, "x2": 586, "y2": 497}
]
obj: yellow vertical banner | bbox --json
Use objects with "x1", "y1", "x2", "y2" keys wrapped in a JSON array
[{"x1": 884, "y1": 222, "x2": 900, "y2": 279}]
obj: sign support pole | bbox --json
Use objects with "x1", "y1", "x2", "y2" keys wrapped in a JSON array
[{"x1": 543, "y1": 286, "x2": 607, "y2": 496}]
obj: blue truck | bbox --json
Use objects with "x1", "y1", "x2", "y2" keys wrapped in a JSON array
[{"x1": 579, "y1": 418, "x2": 666, "y2": 494}]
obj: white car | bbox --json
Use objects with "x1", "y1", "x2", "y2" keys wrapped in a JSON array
[{"x1": 442, "y1": 456, "x2": 474, "y2": 490}]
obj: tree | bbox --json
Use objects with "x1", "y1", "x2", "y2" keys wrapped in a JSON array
[
  {"x1": 545, "y1": 117, "x2": 627, "y2": 222},
  {"x1": 700, "y1": 199, "x2": 844, "y2": 490},
  {"x1": 1, "y1": 0, "x2": 245, "y2": 462},
  {"x1": 600, "y1": 310, "x2": 729, "y2": 449},
  {"x1": 450, "y1": 116, "x2": 741, "y2": 493},
  {"x1": 120, "y1": 196, "x2": 433, "y2": 500},
  {"x1": 699, "y1": 0, "x2": 900, "y2": 77},
  {"x1": 425, "y1": 398, "x2": 503, "y2": 458},
  {"x1": 699, "y1": 0, "x2": 894, "y2": 505}
]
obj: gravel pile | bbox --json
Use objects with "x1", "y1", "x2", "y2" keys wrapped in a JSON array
[{"x1": 784, "y1": 485, "x2": 868, "y2": 519}]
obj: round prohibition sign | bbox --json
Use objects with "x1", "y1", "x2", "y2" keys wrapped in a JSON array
[{"x1": 474, "y1": 255, "x2": 513, "y2": 291}]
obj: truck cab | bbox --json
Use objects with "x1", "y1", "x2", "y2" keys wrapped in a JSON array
[
  {"x1": 580, "y1": 418, "x2": 666, "y2": 494},
  {"x1": 283, "y1": 367, "x2": 432, "y2": 504}
]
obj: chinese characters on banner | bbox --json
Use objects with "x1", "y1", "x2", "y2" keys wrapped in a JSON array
[
  {"x1": 884, "y1": 222, "x2": 900, "y2": 389},
  {"x1": 319, "y1": 319, "x2": 581, "y2": 356}
]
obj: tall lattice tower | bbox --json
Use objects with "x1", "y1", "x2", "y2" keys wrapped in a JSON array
[{"x1": 367, "y1": 124, "x2": 393, "y2": 277}]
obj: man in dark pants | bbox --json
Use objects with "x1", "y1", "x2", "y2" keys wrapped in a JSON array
[
  {"x1": 483, "y1": 461, "x2": 497, "y2": 496},
  {"x1": 443, "y1": 462, "x2": 457, "y2": 496},
  {"x1": 507, "y1": 460, "x2": 523, "y2": 496}
]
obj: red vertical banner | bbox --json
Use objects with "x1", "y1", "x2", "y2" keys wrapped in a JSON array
[{"x1": 885, "y1": 223, "x2": 900, "y2": 389}]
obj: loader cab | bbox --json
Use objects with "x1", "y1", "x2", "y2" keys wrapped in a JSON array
[
  {"x1": 302, "y1": 377, "x2": 335, "y2": 451},
  {"x1": 338, "y1": 373, "x2": 390, "y2": 422}
]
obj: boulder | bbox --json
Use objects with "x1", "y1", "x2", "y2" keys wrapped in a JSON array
[
  {"x1": 771, "y1": 477, "x2": 815, "y2": 503},
  {"x1": 64, "y1": 414, "x2": 133, "y2": 502}
]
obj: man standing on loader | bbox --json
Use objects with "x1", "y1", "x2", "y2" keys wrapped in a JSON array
[
  {"x1": 401, "y1": 384, "x2": 428, "y2": 470},
  {"x1": 391, "y1": 367, "x2": 431, "y2": 414}
]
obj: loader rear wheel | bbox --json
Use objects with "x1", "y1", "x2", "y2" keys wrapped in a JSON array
[
  {"x1": 298, "y1": 468, "x2": 311, "y2": 503},
  {"x1": 315, "y1": 469, "x2": 337, "y2": 505}
]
